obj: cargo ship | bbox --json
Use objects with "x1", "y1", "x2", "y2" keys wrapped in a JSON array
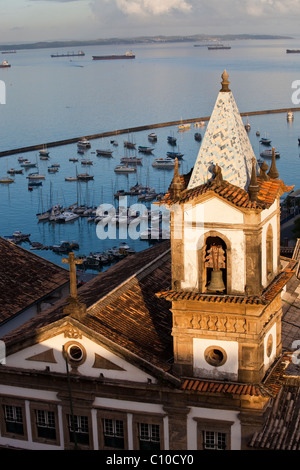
[
  {"x1": 51, "y1": 50, "x2": 85, "y2": 57},
  {"x1": 286, "y1": 49, "x2": 300, "y2": 53},
  {"x1": 208, "y1": 45, "x2": 231, "y2": 50},
  {"x1": 92, "y1": 51, "x2": 135, "y2": 60}
]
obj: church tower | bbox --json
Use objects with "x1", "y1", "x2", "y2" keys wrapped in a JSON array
[{"x1": 157, "y1": 71, "x2": 294, "y2": 383}]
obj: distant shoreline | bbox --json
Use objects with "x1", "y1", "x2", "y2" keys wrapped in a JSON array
[{"x1": 0, "y1": 34, "x2": 293, "y2": 52}]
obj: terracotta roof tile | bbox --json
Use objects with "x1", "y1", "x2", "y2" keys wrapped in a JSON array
[
  {"x1": 0, "y1": 237, "x2": 69, "y2": 324},
  {"x1": 181, "y1": 378, "x2": 269, "y2": 397},
  {"x1": 159, "y1": 170, "x2": 293, "y2": 210}
]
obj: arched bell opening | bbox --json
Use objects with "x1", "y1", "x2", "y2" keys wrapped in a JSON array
[
  {"x1": 197, "y1": 231, "x2": 232, "y2": 294},
  {"x1": 205, "y1": 236, "x2": 227, "y2": 294}
]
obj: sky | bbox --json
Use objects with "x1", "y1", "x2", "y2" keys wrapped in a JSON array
[{"x1": 1, "y1": 0, "x2": 300, "y2": 44}]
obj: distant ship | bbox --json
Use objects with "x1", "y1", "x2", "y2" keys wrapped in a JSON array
[
  {"x1": 51, "y1": 50, "x2": 85, "y2": 57},
  {"x1": 286, "y1": 49, "x2": 300, "y2": 53},
  {"x1": 92, "y1": 51, "x2": 135, "y2": 60},
  {"x1": 1, "y1": 50, "x2": 16, "y2": 54},
  {"x1": 208, "y1": 45, "x2": 231, "y2": 50}
]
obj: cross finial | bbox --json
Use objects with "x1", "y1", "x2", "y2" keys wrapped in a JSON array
[{"x1": 62, "y1": 252, "x2": 83, "y2": 299}]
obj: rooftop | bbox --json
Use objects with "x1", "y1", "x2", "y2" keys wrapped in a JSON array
[{"x1": 0, "y1": 237, "x2": 70, "y2": 325}]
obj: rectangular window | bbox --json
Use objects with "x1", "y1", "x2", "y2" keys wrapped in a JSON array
[
  {"x1": 203, "y1": 431, "x2": 226, "y2": 450},
  {"x1": 68, "y1": 414, "x2": 89, "y2": 446},
  {"x1": 103, "y1": 418, "x2": 124, "y2": 449},
  {"x1": 36, "y1": 410, "x2": 56, "y2": 440},
  {"x1": 138, "y1": 423, "x2": 160, "y2": 451},
  {"x1": 4, "y1": 405, "x2": 24, "y2": 435}
]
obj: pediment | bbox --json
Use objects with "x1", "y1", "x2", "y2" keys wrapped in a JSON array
[{"x1": 5, "y1": 323, "x2": 157, "y2": 383}]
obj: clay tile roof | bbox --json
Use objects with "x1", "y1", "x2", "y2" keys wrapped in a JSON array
[
  {"x1": 3, "y1": 241, "x2": 174, "y2": 374},
  {"x1": 159, "y1": 171, "x2": 293, "y2": 210},
  {"x1": 0, "y1": 237, "x2": 69, "y2": 324},
  {"x1": 181, "y1": 378, "x2": 268, "y2": 397}
]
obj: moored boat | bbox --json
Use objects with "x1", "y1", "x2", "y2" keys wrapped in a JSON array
[
  {"x1": 0, "y1": 176, "x2": 14, "y2": 183},
  {"x1": 194, "y1": 133, "x2": 202, "y2": 142},
  {"x1": 77, "y1": 173, "x2": 94, "y2": 181},
  {"x1": 77, "y1": 138, "x2": 91, "y2": 148},
  {"x1": 260, "y1": 149, "x2": 280, "y2": 158},
  {"x1": 178, "y1": 122, "x2": 191, "y2": 131},
  {"x1": 96, "y1": 149, "x2": 113, "y2": 157},
  {"x1": 260, "y1": 137, "x2": 272, "y2": 146},
  {"x1": 166, "y1": 151, "x2": 184, "y2": 159},
  {"x1": 114, "y1": 164, "x2": 137, "y2": 173},
  {"x1": 138, "y1": 146, "x2": 153, "y2": 154},
  {"x1": 0, "y1": 60, "x2": 11, "y2": 68},
  {"x1": 27, "y1": 172, "x2": 45, "y2": 180},
  {"x1": 120, "y1": 156, "x2": 142, "y2": 165},
  {"x1": 152, "y1": 158, "x2": 180, "y2": 169}
]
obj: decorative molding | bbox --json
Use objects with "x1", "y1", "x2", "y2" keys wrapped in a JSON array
[{"x1": 63, "y1": 326, "x2": 82, "y2": 339}]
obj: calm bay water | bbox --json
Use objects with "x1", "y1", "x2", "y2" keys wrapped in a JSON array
[{"x1": 1, "y1": 39, "x2": 300, "y2": 270}]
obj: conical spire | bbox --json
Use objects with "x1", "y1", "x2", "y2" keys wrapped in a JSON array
[
  {"x1": 170, "y1": 158, "x2": 184, "y2": 199},
  {"x1": 267, "y1": 148, "x2": 279, "y2": 179},
  {"x1": 248, "y1": 157, "x2": 259, "y2": 202},
  {"x1": 259, "y1": 161, "x2": 270, "y2": 181},
  {"x1": 188, "y1": 70, "x2": 255, "y2": 191}
]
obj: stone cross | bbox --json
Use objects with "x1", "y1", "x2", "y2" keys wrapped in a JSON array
[{"x1": 62, "y1": 252, "x2": 83, "y2": 298}]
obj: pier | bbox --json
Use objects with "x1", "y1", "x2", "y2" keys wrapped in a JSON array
[{"x1": 0, "y1": 106, "x2": 299, "y2": 157}]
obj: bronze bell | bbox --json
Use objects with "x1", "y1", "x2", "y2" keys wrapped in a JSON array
[{"x1": 207, "y1": 270, "x2": 225, "y2": 292}]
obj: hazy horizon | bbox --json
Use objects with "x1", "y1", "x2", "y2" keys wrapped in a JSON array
[{"x1": 1, "y1": 0, "x2": 300, "y2": 45}]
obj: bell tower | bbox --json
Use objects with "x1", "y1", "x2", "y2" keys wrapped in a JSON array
[{"x1": 157, "y1": 71, "x2": 294, "y2": 383}]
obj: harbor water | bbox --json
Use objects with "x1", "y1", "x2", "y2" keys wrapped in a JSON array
[{"x1": 1, "y1": 39, "x2": 300, "y2": 271}]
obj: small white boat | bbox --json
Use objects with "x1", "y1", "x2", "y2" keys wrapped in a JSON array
[
  {"x1": 260, "y1": 149, "x2": 280, "y2": 158},
  {"x1": 244, "y1": 117, "x2": 251, "y2": 132},
  {"x1": 77, "y1": 138, "x2": 91, "y2": 148},
  {"x1": 39, "y1": 146, "x2": 49, "y2": 157},
  {"x1": 148, "y1": 132, "x2": 157, "y2": 141},
  {"x1": 20, "y1": 160, "x2": 37, "y2": 168},
  {"x1": 114, "y1": 164, "x2": 137, "y2": 173},
  {"x1": 120, "y1": 156, "x2": 142, "y2": 165},
  {"x1": 152, "y1": 158, "x2": 180, "y2": 169},
  {"x1": 57, "y1": 211, "x2": 80, "y2": 223},
  {"x1": 194, "y1": 121, "x2": 206, "y2": 128},
  {"x1": 65, "y1": 176, "x2": 78, "y2": 181},
  {"x1": 287, "y1": 111, "x2": 294, "y2": 121},
  {"x1": 26, "y1": 172, "x2": 45, "y2": 180}
]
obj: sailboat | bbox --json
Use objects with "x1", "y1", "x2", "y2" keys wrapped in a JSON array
[{"x1": 39, "y1": 145, "x2": 49, "y2": 158}]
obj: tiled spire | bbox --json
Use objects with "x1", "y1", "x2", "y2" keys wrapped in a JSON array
[{"x1": 188, "y1": 71, "x2": 257, "y2": 191}]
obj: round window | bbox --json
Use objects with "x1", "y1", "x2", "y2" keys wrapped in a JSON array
[
  {"x1": 63, "y1": 341, "x2": 86, "y2": 365},
  {"x1": 204, "y1": 346, "x2": 227, "y2": 367},
  {"x1": 68, "y1": 345, "x2": 84, "y2": 362}
]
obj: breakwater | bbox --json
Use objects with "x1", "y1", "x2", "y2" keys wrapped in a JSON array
[{"x1": 1, "y1": 107, "x2": 299, "y2": 157}]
